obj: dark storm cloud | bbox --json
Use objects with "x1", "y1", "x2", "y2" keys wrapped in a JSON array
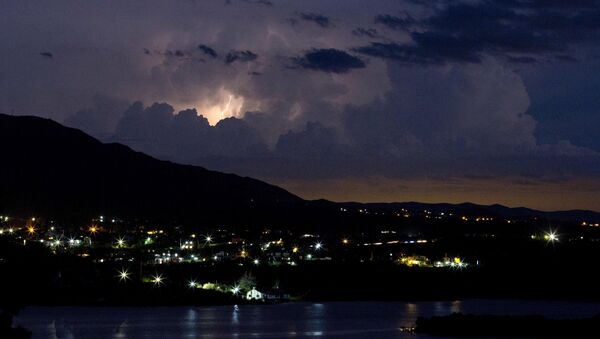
[
  {"x1": 352, "y1": 27, "x2": 380, "y2": 38},
  {"x1": 165, "y1": 50, "x2": 186, "y2": 58},
  {"x1": 354, "y1": 38, "x2": 481, "y2": 65},
  {"x1": 65, "y1": 95, "x2": 129, "y2": 140},
  {"x1": 233, "y1": 0, "x2": 273, "y2": 6},
  {"x1": 357, "y1": 1, "x2": 600, "y2": 65},
  {"x1": 293, "y1": 48, "x2": 366, "y2": 73},
  {"x1": 275, "y1": 122, "x2": 346, "y2": 158},
  {"x1": 555, "y1": 55, "x2": 578, "y2": 63},
  {"x1": 225, "y1": 50, "x2": 258, "y2": 64},
  {"x1": 113, "y1": 102, "x2": 267, "y2": 161},
  {"x1": 374, "y1": 14, "x2": 415, "y2": 31},
  {"x1": 506, "y1": 56, "x2": 538, "y2": 64},
  {"x1": 198, "y1": 44, "x2": 218, "y2": 58},
  {"x1": 40, "y1": 52, "x2": 53, "y2": 58},
  {"x1": 297, "y1": 12, "x2": 332, "y2": 28}
]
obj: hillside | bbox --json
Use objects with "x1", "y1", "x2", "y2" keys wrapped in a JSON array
[{"x1": 0, "y1": 114, "x2": 301, "y2": 224}]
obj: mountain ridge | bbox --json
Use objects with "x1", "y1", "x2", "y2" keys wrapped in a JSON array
[{"x1": 1, "y1": 113, "x2": 598, "y2": 224}]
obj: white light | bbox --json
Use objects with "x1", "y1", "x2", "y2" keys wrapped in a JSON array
[
  {"x1": 117, "y1": 269, "x2": 130, "y2": 282},
  {"x1": 152, "y1": 274, "x2": 164, "y2": 285},
  {"x1": 315, "y1": 242, "x2": 322, "y2": 250},
  {"x1": 188, "y1": 280, "x2": 197, "y2": 288},
  {"x1": 546, "y1": 231, "x2": 559, "y2": 242},
  {"x1": 231, "y1": 286, "x2": 240, "y2": 295},
  {"x1": 253, "y1": 259, "x2": 259, "y2": 265}
]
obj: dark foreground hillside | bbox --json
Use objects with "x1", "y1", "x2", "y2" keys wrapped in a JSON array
[{"x1": 0, "y1": 114, "x2": 303, "y2": 225}]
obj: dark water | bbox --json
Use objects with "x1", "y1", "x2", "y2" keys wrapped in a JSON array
[{"x1": 15, "y1": 300, "x2": 600, "y2": 339}]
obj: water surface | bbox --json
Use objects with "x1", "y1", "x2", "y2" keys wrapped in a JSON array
[{"x1": 15, "y1": 300, "x2": 600, "y2": 338}]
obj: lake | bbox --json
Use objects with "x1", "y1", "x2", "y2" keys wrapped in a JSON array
[{"x1": 15, "y1": 300, "x2": 600, "y2": 338}]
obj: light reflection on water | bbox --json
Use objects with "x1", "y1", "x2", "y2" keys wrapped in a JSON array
[{"x1": 14, "y1": 300, "x2": 600, "y2": 339}]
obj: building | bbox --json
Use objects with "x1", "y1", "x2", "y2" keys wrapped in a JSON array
[{"x1": 246, "y1": 288, "x2": 263, "y2": 300}]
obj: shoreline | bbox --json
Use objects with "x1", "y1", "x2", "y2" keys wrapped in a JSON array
[{"x1": 17, "y1": 296, "x2": 600, "y2": 308}]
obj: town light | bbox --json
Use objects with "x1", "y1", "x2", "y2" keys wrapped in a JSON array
[
  {"x1": 116, "y1": 237, "x2": 126, "y2": 247},
  {"x1": 152, "y1": 274, "x2": 164, "y2": 286},
  {"x1": 545, "y1": 231, "x2": 558, "y2": 242},
  {"x1": 188, "y1": 280, "x2": 197, "y2": 288},
  {"x1": 231, "y1": 286, "x2": 240, "y2": 295},
  {"x1": 117, "y1": 269, "x2": 130, "y2": 282},
  {"x1": 27, "y1": 226, "x2": 36, "y2": 235},
  {"x1": 315, "y1": 242, "x2": 322, "y2": 250}
]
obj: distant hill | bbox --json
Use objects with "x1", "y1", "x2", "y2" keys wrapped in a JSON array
[
  {"x1": 339, "y1": 201, "x2": 600, "y2": 222},
  {"x1": 0, "y1": 114, "x2": 301, "y2": 224}
]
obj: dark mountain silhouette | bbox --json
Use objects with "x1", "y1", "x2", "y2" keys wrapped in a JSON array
[
  {"x1": 1, "y1": 113, "x2": 597, "y2": 227},
  {"x1": 0, "y1": 114, "x2": 301, "y2": 224}
]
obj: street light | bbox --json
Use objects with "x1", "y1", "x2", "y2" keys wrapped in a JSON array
[
  {"x1": 152, "y1": 274, "x2": 164, "y2": 286},
  {"x1": 117, "y1": 269, "x2": 130, "y2": 282},
  {"x1": 188, "y1": 279, "x2": 197, "y2": 289}
]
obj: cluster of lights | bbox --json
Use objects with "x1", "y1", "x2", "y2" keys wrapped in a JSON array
[{"x1": 181, "y1": 240, "x2": 194, "y2": 250}]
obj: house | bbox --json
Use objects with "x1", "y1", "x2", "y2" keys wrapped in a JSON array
[{"x1": 246, "y1": 288, "x2": 263, "y2": 300}]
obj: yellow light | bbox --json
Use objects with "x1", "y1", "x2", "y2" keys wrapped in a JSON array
[
  {"x1": 27, "y1": 226, "x2": 36, "y2": 235},
  {"x1": 342, "y1": 239, "x2": 349, "y2": 244},
  {"x1": 116, "y1": 237, "x2": 126, "y2": 247},
  {"x1": 89, "y1": 226, "x2": 98, "y2": 234},
  {"x1": 292, "y1": 247, "x2": 299, "y2": 253}
]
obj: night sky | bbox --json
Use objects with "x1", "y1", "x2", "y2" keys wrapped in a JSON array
[{"x1": 2, "y1": 0, "x2": 600, "y2": 210}]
